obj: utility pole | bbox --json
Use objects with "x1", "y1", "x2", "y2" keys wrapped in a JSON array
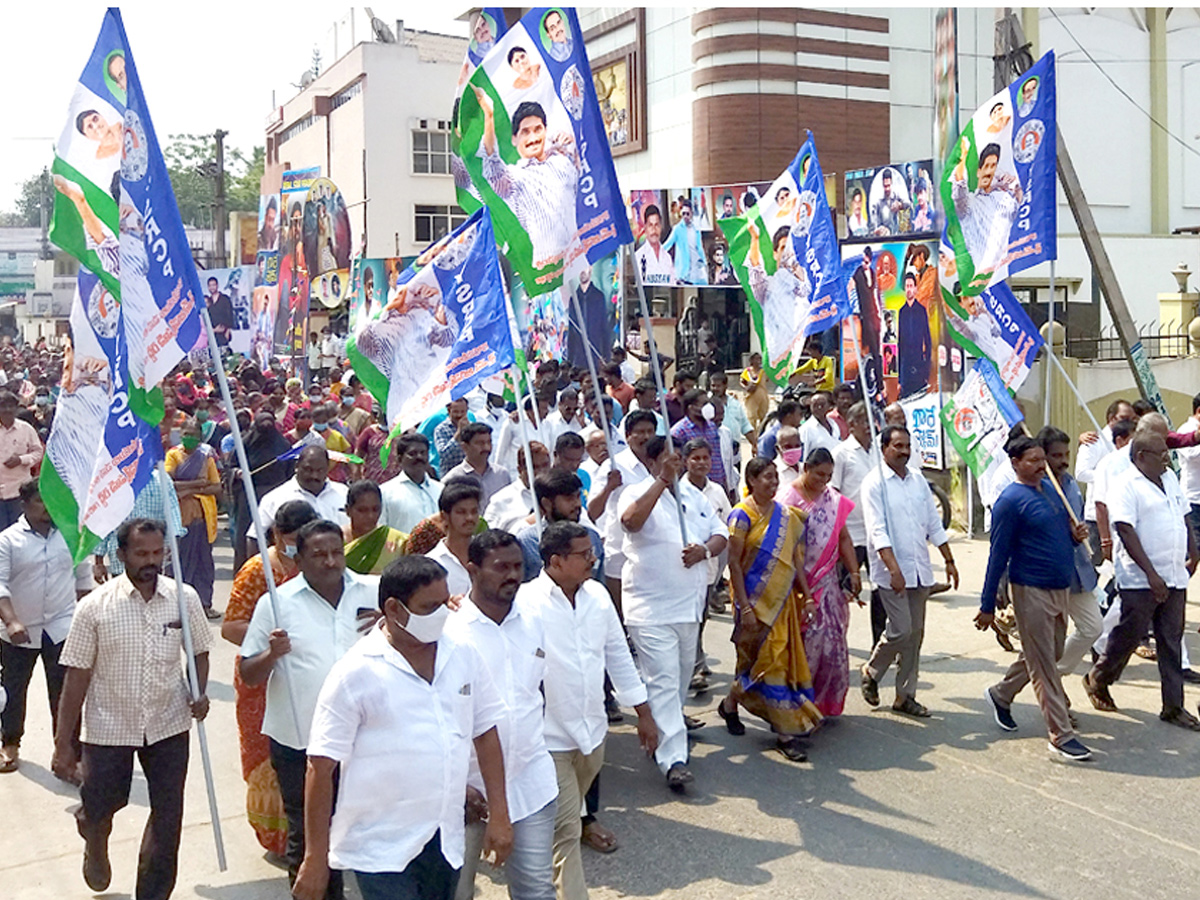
[
  {"x1": 994, "y1": 10, "x2": 1166, "y2": 417},
  {"x1": 214, "y1": 129, "x2": 228, "y2": 266},
  {"x1": 38, "y1": 167, "x2": 52, "y2": 260}
]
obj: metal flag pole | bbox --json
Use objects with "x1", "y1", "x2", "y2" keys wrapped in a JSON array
[
  {"x1": 630, "y1": 246, "x2": 688, "y2": 543},
  {"x1": 847, "y1": 318, "x2": 894, "y2": 540},
  {"x1": 570, "y1": 288, "x2": 616, "y2": 462},
  {"x1": 157, "y1": 462, "x2": 226, "y2": 871},
  {"x1": 509, "y1": 359, "x2": 544, "y2": 532},
  {"x1": 199, "y1": 307, "x2": 305, "y2": 739},
  {"x1": 1046, "y1": 344, "x2": 1111, "y2": 450},
  {"x1": 1045, "y1": 261, "x2": 1056, "y2": 419}
]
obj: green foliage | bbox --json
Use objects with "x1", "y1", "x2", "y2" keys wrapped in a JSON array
[
  {"x1": 0, "y1": 170, "x2": 52, "y2": 227},
  {"x1": 162, "y1": 134, "x2": 263, "y2": 228}
]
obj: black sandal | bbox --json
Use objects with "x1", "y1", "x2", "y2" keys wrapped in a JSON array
[
  {"x1": 775, "y1": 737, "x2": 808, "y2": 762},
  {"x1": 717, "y1": 699, "x2": 745, "y2": 736}
]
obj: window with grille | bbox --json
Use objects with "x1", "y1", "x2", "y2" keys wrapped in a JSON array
[
  {"x1": 412, "y1": 127, "x2": 452, "y2": 175},
  {"x1": 414, "y1": 205, "x2": 468, "y2": 243}
]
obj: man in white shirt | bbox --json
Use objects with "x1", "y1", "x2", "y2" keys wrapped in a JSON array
[
  {"x1": 545, "y1": 388, "x2": 586, "y2": 446},
  {"x1": 619, "y1": 436, "x2": 728, "y2": 791},
  {"x1": 496, "y1": 393, "x2": 556, "y2": 477},
  {"x1": 629, "y1": 379, "x2": 666, "y2": 436},
  {"x1": 1076, "y1": 399, "x2": 1133, "y2": 561},
  {"x1": 450, "y1": 530, "x2": 557, "y2": 900},
  {"x1": 799, "y1": 390, "x2": 841, "y2": 461},
  {"x1": 258, "y1": 446, "x2": 349, "y2": 537},
  {"x1": 709, "y1": 371, "x2": 756, "y2": 455},
  {"x1": 518, "y1": 522, "x2": 656, "y2": 900},
  {"x1": 240, "y1": 520, "x2": 379, "y2": 897},
  {"x1": 0, "y1": 481, "x2": 94, "y2": 774},
  {"x1": 1084, "y1": 431, "x2": 1200, "y2": 729},
  {"x1": 427, "y1": 482, "x2": 482, "y2": 598},
  {"x1": 445, "y1": 422, "x2": 512, "y2": 514},
  {"x1": 860, "y1": 426, "x2": 958, "y2": 717},
  {"x1": 1175, "y1": 391, "x2": 1200, "y2": 538},
  {"x1": 832, "y1": 403, "x2": 882, "y2": 641},
  {"x1": 381, "y1": 433, "x2": 443, "y2": 534},
  {"x1": 634, "y1": 204, "x2": 676, "y2": 286},
  {"x1": 295, "y1": 555, "x2": 512, "y2": 900},
  {"x1": 486, "y1": 441, "x2": 550, "y2": 533}
]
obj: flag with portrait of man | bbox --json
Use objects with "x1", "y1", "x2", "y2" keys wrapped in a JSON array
[
  {"x1": 42, "y1": 9, "x2": 205, "y2": 561},
  {"x1": 938, "y1": 50, "x2": 1056, "y2": 298},
  {"x1": 454, "y1": 7, "x2": 632, "y2": 297}
]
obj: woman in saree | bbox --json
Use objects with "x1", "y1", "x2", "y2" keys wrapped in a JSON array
[
  {"x1": 220, "y1": 499, "x2": 318, "y2": 858},
  {"x1": 718, "y1": 457, "x2": 824, "y2": 761},
  {"x1": 777, "y1": 447, "x2": 862, "y2": 716},
  {"x1": 165, "y1": 417, "x2": 223, "y2": 618},
  {"x1": 343, "y1": 480, "x2": 408, "y2": 575},
  {"x1": 739, "y1": 351, "x2": 770, "y2": 432}
]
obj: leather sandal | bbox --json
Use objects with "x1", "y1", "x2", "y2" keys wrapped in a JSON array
[{"x1": 717, "y1": 699, "x2": 745, "y2": 736}]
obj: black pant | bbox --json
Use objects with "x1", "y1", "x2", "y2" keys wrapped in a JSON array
[
  {"x1": 0, "y1": 497, "x2": 22, "y2": 531},
  {"x1": 355, "y1": 831, "x2": 459, "y2": 900},
  {"x1": 1, "y1": 633, "x2": 70, "y2": 748},
  {"x1": 78, "y1": 732, "x2": 189, "y2": 900},
  {"x1": 1092, "y1": 587, "x2": 1186, "y2": 711},
  {"x1": 270, "y1": 739, "x2": 344, "y2": 900}
]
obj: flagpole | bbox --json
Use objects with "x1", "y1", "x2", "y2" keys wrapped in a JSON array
[
  {"x1": 199, "y1": 308, "x2": 305, "y2": 740},
  {"x1": 1045, "y1": 261, "x2": 1056, "y2": 420},
  {"x1": 510, "y1": 363, "x2": 544, "y2": 532},
  {"x1": 157, "y1": 462, "x2": 226, "y2": 871},
  {"x1": 570, "y1": 288, "x2": 616, "y2": 462},
  {"x1": 630, "y1": 246, "x2": 688, "y2": 543},
  {"x1": 1046, "y1": 343, "x2": 1111, "y2": 450},
  {"x1": 847, "y1": 317, "x2": 894, "y2": 541}
]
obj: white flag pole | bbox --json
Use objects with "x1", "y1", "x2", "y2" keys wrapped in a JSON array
[
  {"x1": 570, "y1": 287, "x2": 616, "y2": 462},
  {"x1": 199, "y1": 307, "x2": 305, "y2": 740},
  {"x1": 157, "y1": 462, "x2": 226, "y2": 871}
]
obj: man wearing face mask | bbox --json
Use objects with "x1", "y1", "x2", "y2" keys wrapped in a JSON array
[
  {"x1": 258, "y1": 446, "x2": 349, "y2": 541},
  {"x1": 449, "y1": 530, "x2": 558, "y2": 900},
  {"x1": 294, "y1": 555, "x2": 512, "y2": 900},
  {"x1": 774, "y1": 426, "x2": 805, "y2": 495},
  {"x1": 239, "y1": 520, "x2": 380, "y2": 899},
  {"x1": 668, "y1": 390, "x2": 726, "y2": 490},
  {"x1": 0, "y1": 391, "x2": 43, "y2": 530}
]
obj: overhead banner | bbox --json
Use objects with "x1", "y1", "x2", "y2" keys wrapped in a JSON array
[
  {"x1": 348, "y1": 207, "x2": 515, "y2": 429},
  {"x1": 939, "y1": 50, "x2": 1057, "y2": 296},
  {"x1": 719, "y1": 133, "x2": 849, "y2": 380},
  {"x1": 454, "y1": 7, "x2": 632, "y2": 296},
  {"x1": 44, "y1": 9, "x2": 205, "y2": 560},
  {"x1": 844, "y1": 159, "x2": 937, "y2": 241},
  {"x1": 941, "y1": 358, "x2": 1024, "y2": 504}
]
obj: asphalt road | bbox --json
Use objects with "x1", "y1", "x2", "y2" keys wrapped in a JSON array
[{"x1": 4, "y1": 534, "x2": 1200, "y2": 900}]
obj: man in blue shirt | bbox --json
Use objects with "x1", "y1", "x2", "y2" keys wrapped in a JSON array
[{"x1": 975, "y1": 434, "x2": 1093, "y2": 762}]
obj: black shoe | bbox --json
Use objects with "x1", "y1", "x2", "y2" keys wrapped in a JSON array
[
  {"x1": 1050, "y1": 738, "x2": 1093, "y2": 762},
  {"x1": 605, "y1": 701, "x2": 624, "y2": 724},
  {"x1": 79, "y1": 822, "x2": 111, "y2": 892},
  {"x1": 984, "y1": 688, "x2": 1018, "y2": 732},
  {"x1": 860, "y1": 666, "x2": 879, "y2": 707},
  {"x1": 1182, "y1": 669, "x2": 1200, "y2": 685},
  {"x1": 666, "y1": 763, "x2": 693, "y2": 793},
  {"x1": 684, "y1": 715, "x2": 705, "y2": 731},
  {"x1": 775, "y1": 737, "x2": 808, "y2": 762},
  {"x1": 717, "y1": 699, "x2": 746, "y2": 736}
]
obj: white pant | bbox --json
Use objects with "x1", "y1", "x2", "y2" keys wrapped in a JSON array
[
  {"x1": 1057, "y1": 589, "x2": 1104, "y2": 676},
  {"x1": 627, "y1": 622, "x2": 699, "y2": 774}
]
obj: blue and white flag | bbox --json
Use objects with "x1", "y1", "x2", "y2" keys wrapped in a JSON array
[
  {"x1": 455, "y1": 7, "x2": 633, "y2": 296},
  {"x1": 939, "y1": 50, "x2": 1056, "y2": 296},
  {"x1": 941, "y1": 280, "x2": 1044, "y2": 390},
  {"x1": 44, "y1": 9, "x2": 205, "y2": 560},
  {"x1": 719, "y1": 132, "x2": 850, "y2": 371},
  {"x1": 347, "y1": 208, "x2": 516, "y2": 429}
]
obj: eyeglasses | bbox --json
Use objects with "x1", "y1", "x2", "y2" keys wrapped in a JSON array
[{"x1": 565, "y1": 548, "x2": 596, "y2": 563}]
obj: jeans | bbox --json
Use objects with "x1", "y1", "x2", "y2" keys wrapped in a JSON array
[
  {"x1": 0, "y1": 633, "x2": 70, "y2": 748},
  {"x1": 269, "y1": 739, "x2": 344, "y2": 899},
  {"x1": 356, "y1": 832, "x2": 458, "y2": 900},
  {"x1": 78, "y1": 733, "x2": 189, "y2": 900},
  {"x1": 456, "y1": 799, "x2": 557, "y2": 900}
]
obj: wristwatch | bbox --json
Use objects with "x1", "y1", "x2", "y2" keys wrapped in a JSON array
[{"x1": 703, "y1": 545, "x2": 713, "y2": 560}]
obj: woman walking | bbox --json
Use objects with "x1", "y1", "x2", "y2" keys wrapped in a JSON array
[
  {"x1": 740, "y1": 352, "x2": 770, "y2": 432},
  {"x1": 220, "y1": 500, "x2": 318, "y2": 858},
  {"x1": 342, "y1": 480, "x2": 408, "y2": 575},
  {"x1": 777, "y1": 448, "x2": 861, "y2": 716},
  {"x1": 717, "y1": 457, "x2": 823, "y2": 761},
  {"x1": 165, "y1": 417, "x2": 223, "y2": 617}
]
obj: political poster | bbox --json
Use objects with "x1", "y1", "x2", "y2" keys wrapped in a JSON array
[
  {"x1": 257, "y1": 192, "x2": 280, "y2": 253},
  {"x1": 941, "y1": 358, "x2": 1023, "y2": 502},
  {"x1": 941, "y1": 278, "x2": 1043, "y2": 390},
  {"x1": 844, "y1": 159, "x2": 937, "y2": 241},
  {"x1": 840, "y1": 239, "x2": 945, "y2": 405},
  {"x1": 939, "y1": 50, "x2": 1057, "y2": 297},
  {"x1": 304, "y1": 176, "x2": 352, "y2": 309},
  {"x1": 348, "y1": 257, "x2": 419, "y2": 335},
  {"x1": 455, "y1": 7, "x2": 632, "y2": 296},
  {"x1": 348, "y1": 208, "x2": 515, "y2": 430},
  {"x1": 719, "y1": 133, "x2": 849, "y2": 382},
  {"x1": 279, "y1": 166, "x2": 319, "y2": 361},
  {"x1": 44, "y1": 9, "x2": 205, "y2": 560}
]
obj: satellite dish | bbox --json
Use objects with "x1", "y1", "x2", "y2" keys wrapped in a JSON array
[
  {"x1": 365, "y1": 7, "x2": 395, "y2": 43},
  {"x1": 300, "y1": 70, "x2": 316, "y2": 88}
]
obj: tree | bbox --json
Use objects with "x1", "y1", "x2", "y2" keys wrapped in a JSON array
[
  {"x1": 162, "y1": 133, "x2": 263, "y2": 228},
  {"x1": 0, "y1": 170, "x2": 52, "y2": 227}
]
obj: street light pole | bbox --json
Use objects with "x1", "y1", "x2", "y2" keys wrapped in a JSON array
[{"x1": 214, "y1": 129, "x2": 228, "y2": 266}]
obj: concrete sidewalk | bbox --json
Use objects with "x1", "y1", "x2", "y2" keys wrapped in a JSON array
[{"x1": 3, "y1": 534, "x2": 1200, "y2": 900}]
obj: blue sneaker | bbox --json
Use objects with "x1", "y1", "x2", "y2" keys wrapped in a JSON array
[
  {"x1": 1050, "y1": 738, "x2": 1092, "y2": 762},
  {"x1": 985, "y1": 688, "x2": 1018, "y2": 732}
]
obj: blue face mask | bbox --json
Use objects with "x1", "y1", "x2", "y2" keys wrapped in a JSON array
[{"x1": 313, "y1": 422, "x2": 329, "y2": 432}]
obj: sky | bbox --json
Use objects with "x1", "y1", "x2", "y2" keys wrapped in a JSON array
[{"x1": 2, "y1": 2, "x2": 466, "y2": 212}]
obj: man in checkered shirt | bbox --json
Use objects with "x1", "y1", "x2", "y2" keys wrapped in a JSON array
[{"x1": 52, "y1": 518, "x2": 211, "y2": 899}]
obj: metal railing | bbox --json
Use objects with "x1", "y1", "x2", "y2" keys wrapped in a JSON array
[{"x1": 1064, "y1": 321, "x2": 1191, "y2": 361}]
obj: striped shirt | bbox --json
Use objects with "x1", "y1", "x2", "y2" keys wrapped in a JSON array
[
  {"x1": 670, "y1": 418, "x2": 726, "y2": 487},
  {"x1": 481, "y1": 142, "x2": 578, "y2": 268},
  {"x1": 952, "y1": 178, "x2": 1019, "y2": 273}
]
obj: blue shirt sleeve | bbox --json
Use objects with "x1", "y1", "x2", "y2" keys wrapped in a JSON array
[{"x1": 980, "y1": 491, "x2": 1018, "y2": 613}]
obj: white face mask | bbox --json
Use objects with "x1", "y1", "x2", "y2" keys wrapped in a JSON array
[
  {"x1": 280, "y1": 542, "x2": 298, "y2": 558},
  {"x1": 400, "y1": 601, "x2": 451, "y2": 644},
  {"x1": 701, "y1": 402, "x2": 716, "y2": 421}
]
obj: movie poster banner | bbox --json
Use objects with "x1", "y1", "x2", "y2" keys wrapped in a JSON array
[
  {"x1": 901, "y1": 391, "x2": 944, "y2": 469},
  {"x1": 348, "y1": 208, "x2": 515, "y2": 430},
  {"x1": 349, "y1": 257, "x2": 418, "y2": 334},
  {"x1": 564, "y1": 252, "x2": 618, "y2": 368},
  {"x1": 279, "y1": 166, "x2": 319, "y2": 361},
  {"x1": 941, "y1": 358, "x2": 1024, "y2": 505},
  {"x1": 304, "y1": 176, "x2": 351, "y2": 308},
  {"x1": 844, "y1": 159, "x2": 936, "y2": 240},
  {"x1": 840, "y1": 239, "x2": 946, "y2": 405},
  {"x1": 197, "y1": 266, "x2": 255, "y2": 356},
  {"x1": 455, "y1": 7, "x2": 632, "y2": 296},
  {"x1": 939, "y1": 50, "x2": 1056, "y2": 296}
]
